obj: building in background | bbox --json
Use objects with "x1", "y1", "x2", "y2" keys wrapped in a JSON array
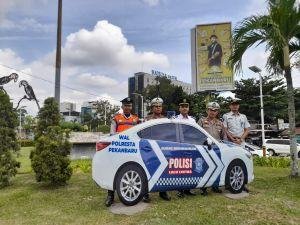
[
  {"x1": 60, "y1": 102, "x2": 80, "y2": 122},
  {"x1": 128, "y1": 71, "x2": 193, "y2": 117}
]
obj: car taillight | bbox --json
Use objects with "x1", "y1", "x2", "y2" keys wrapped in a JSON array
[{"x1": 96, "y1": 142, "x2": 111, "y2": 151}]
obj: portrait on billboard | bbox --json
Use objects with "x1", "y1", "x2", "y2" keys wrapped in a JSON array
[{"x1": 194, "y1": 22, "x2": 233, "y2": 91}]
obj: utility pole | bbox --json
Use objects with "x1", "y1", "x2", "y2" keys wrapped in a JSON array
[{"x1": 54, "y1": 0, "x2": 62, "y2": 105}]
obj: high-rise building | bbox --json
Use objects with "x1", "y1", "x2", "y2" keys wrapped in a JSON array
[
  {"x1": 60, "y1": 102, "x2": 80, "y2": 122},
  {"x1": 60, "y1": 102, "x2": 76, "y2": 113},
  {"x1": 128, "y1": 71, "x2": 193, "y2": 117}
]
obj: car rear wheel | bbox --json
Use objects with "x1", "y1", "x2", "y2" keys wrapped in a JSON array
[
  {"x1": 268, "y1": 149, "x2": 275, "y2": 156},
  {"x1": 115, "y1": 164, "x2": 146, "y2": 206},
  {"x1": 226, "y1": 160, "x2": 247, "y2": 194}
]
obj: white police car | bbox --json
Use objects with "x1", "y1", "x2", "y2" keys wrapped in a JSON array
[{"x1": 92, "y1": 118, "x2": 254, "y2": 206}]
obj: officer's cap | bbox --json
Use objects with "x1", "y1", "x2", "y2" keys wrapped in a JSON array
[
  {"x1": 207, "y1": 102, "x2": 220, "y2": 110},
  {"x1": 121, "y1": 97, "x2": 133, "y2": 105},
  {"x1": 229, "y1": 98, "x2": 241, "y2": 105},
  {"x1": 151, "y1": 97, "x2": 163, "y2": 106},
  {"x1": 179, "y1": 99, "x2": 189, "y2": 107}
]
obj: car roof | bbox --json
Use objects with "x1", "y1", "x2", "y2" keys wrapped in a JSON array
[
  {"x1": 126, "y1": 118, "x2": 199, "y2": 133},
  {"x1": 120, "y1": 118, "x2": 218, "y2": 143}
]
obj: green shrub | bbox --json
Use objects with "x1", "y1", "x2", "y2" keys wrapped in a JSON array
[
  {"x1": 31, "y1": 98, "x2": 72, "y2": 185},
  {"x1": 99, "y1": 125, "x2": 110, "y2": 133},
  {"x1": 60, "y1": 121, "x2": 84, "y2": 132},
  {"x1": 19, "y1": 139, "x2": 34, "y2": 147},
  {"x1": 0, "y1": 92, "x2": 20, "y2": 188},
  {"x1": 71, "y1": 159, "x2": 91, "y2": 173},
  {"x1": 253, "y1": 156, "x2": 290, "y2": 168}
]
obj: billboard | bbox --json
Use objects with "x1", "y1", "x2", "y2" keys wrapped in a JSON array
[{"x1": 191, "y1": 22, "x2": 233, "y2": 92}]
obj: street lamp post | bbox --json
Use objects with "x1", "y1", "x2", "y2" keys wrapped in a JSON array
[
  {"x1": 132, "y1": 93, "x2": 144, "y2": 119},
  {"x1": 249, "y1": 66, "x2": 266, "y2": 156},
  {"x1": 18, "y1": 106, "x2": 26, "y2": 138}
]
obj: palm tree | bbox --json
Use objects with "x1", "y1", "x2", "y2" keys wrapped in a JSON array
[{"x1": 229, "y1": 0, "x2": 300, "y2": 177}]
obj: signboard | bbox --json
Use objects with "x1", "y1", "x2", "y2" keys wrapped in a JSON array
[
  {"x1": 151, "y1": 70, "x2": 177, "y2": 80},
  {"x1": 192, "y1": 22, "x2": 233, "y2": 91}
]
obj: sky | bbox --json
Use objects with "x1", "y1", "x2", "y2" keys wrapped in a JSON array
[{"x1": 0, "y1": 0, "x2": 299, "y2": 115}]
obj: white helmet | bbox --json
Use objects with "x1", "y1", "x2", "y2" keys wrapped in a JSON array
[
  {"x1": 207, "y1": 102, "x2": 220, "y2": 110},
  {"x1": 151, "y1": 97, "x2": 163, "y2": 106}
]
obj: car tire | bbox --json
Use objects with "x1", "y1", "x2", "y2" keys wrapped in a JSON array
[
  {"x1": 225, "y1": 160, "x2": 247, "y2": 194},
  {"x1": 268, "y1": 149, "x2": 275, "y2": 156},
  {"x1": 115, "y1": 164, "x2": 147, "y2": 206}
]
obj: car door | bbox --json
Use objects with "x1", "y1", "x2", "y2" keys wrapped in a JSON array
[
  {"x1": 137, "y1": 122, "x2": 200, "y2": 192},
  {"x1": 179, "y1": 124, "x2": 225, "y2": 188},
  {"x1": 281, "y1": 139, "x2": 290, "y2": 154}
]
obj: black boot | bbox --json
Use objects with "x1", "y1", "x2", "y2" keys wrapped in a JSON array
[
  {"x1": 212, "y1": 187, "x2": 222, "y2": 193},
  {"x1": 159, "y1": 192, "x2": 171, "y2": 201},
  {"x1": 143, "y1": 193, "x2": 151, "y2": 203},
  {"x1": 201, "y1": 188, "x2": 208, "y2": 196},
  {"x1": 184, "y1": 189, "x2": 196, "y2": 196},
  {"x1": 177, "y1": 190, "x2": 185, "y2": 198},
  {"x1": 105, "y1": 190, "x2": 114, "y2": 207}
]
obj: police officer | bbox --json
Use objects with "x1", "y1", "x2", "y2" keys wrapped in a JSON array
[
  {"x1": 145, "y1": 97, "x2": 165, "y2": 121},
  {"x1": 198, "y1": 102, "x2": 223, "y2": 195},
  {"x1": 175, "y1": 99, "x2": 197, "y2": 198},
  {"x1": 223, "y1": 98, "x2": 250, "y2": 193},
  {"x1": 143, "y1": 97, "x2": 171, "y2": 202},
  {"x1": 222, "y1": 98, "x2": 250, "y2": 146},
  {"x1": 105, "y1": 97, "x2": 140, "y2": 207}
]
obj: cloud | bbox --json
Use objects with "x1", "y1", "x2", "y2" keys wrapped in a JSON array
[
  {"x1": 76, "y1": 73, "x2": 119, "y2": 88},
  {"x1": 0, "y1": 18, "x2": 55, "y2": 33},
  {"x1": 62, "y1": 20, "x2": 169, "y2": 73},
  {"x1": 0, "y1": 47, "x2": 128, "y2": 115},
  {"x1": 245, "y1": 0, "x2": 268, "y2": 16},
  {"x1": 142, "y1": 0, "x2": 160, "y2": 7},
  {"x1": 0, "y1": 49, "x2": 24, "y2": 67}
]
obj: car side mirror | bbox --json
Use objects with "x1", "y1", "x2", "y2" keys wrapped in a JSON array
[{"x1": 205, "y1": 138, "x2": 213, "y2": 150}]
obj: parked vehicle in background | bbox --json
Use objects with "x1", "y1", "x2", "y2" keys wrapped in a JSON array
[
  {"x1": 265, "y1": 139, "x2": 300, "y2": 157},
  {"x1": 244, "y1": 143, "x2": 269, "y2": 157}
]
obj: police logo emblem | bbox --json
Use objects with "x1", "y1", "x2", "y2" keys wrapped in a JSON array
[{"x1": 194, "y1": 157, "x2": 204, "y2": 173}]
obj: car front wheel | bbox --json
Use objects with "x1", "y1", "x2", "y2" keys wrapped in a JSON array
[
  {"x1": 225, "y1": 160, "x2": 247, "y2": 194},
  {"x1": 115, "y1": 164, "x2": 146, "y2": 206}
]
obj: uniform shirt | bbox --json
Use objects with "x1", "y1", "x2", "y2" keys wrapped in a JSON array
[
  {"x1": 198, "y1": 117, "x2": 223, "y2": 141},
  {"x1": 110, "y1": 113, "x2": 139, "y2": 135},
  {"x1": 145, "y1": 113, "x2": 165, "y2": 121},
  {"x1": 175, "y1": 114, "x2": 196, "y2": 123},
  {"x1": 222, "y1": 112, "x2": 250, "y2": 138}
]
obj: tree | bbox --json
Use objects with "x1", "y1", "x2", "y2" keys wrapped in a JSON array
[
  {"x1": 30, "y1": 97, "x2": 72, "y2": 185},
  {"x1": 95, "y1": 100, "x2": 120, "y2": 126},
  {"x1": 0, "y1": 92, "x2": 20, "y2": 187},
  {"x1": 234, "y1": 76, "x2": 288, "y2": 123},
  {"x1": 143, "y1": 77, "x2": 188, "y2": 114},
  {"x1": 23, "y1": 115, "x2": 37, "y2": 136},
  {"x1": 229, "y1": 0, "x2": 300, "y2": 176},
  {"x1": 60, "y1": 121, "x2": 84, "y2": 132}
]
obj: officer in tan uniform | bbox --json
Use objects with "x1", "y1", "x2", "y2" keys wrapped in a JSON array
[
  {"x1": 198, "y1": 101, "x2": 223, "y2": 195},
  {"x1": 145, "y1": 97, "x2": 165, "y2": 121},
  {"x1": 143, "y1": 97, "x2": 171, "y2": 202},
  {"x1": 198, "y1": 102, "x2": 224, "y2": 141}
]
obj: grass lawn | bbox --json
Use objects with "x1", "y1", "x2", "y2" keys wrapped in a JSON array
[{"x1": 0, "y1": 147, "x2": 299, "y2": 225}]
